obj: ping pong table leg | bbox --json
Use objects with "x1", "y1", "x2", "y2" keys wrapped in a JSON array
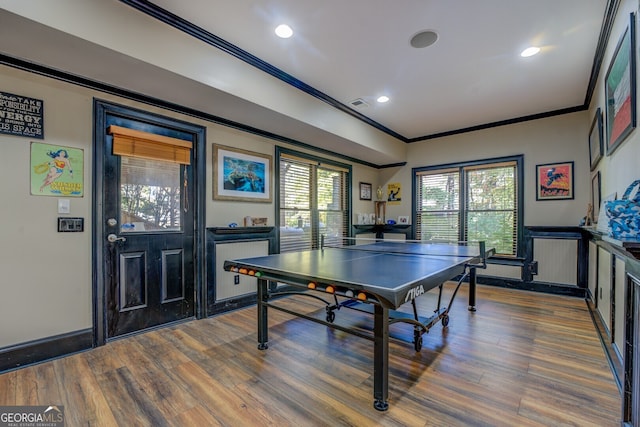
[
  {"x1": 468, "y1": 267, "x2": 477, "y2": 312},
  {"x1": 373, "y1": 304, "x2": 389, "y2": 411},
  {"x1": 257, "y1": 278, "x2": 269, "y2": 350}
]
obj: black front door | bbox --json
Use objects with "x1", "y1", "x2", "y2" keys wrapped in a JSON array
[{"x1": 101, "y1": 112, "x2": 197, "y2": 338}]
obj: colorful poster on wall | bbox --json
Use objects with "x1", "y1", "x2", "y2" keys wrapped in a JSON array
[
  {"x1": 535, "y1": 161, "x2": 574, "y2": 201},
  {"x1": 387, "y1": 182, "x2": 401, "y2": 205},
  {"x1": 30, "y1": 142, "x2": 83, "y2": 197},
  {"x1": 0, "y1": 91, "x2": 44, "y2": 139},
  {"x1": 604, "y1": 14, "x2": 636, "y2": 156}
]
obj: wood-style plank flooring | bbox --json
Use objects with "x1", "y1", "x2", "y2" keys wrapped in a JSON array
[{"x1": 0, "y1": 284, "x2": 621, "y2": 426}]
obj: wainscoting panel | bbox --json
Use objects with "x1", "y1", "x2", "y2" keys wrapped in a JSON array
[
  {"x1": 205, "y1": 227, "x2": 277, "y2": 316},
  {"x1": 354, "y1": 233, "x2": 376, "y2": 243},
  {"x1": 382, "y1": 233, "x2": 406, "y2": 240},
  {"x1": 481, "y1": 263, "x2": 521, "y2": 280},
  {"x1": 533, "y1": 238, "x2": 577, "y2": 285},
  {"x1": 215, "y1": 240, "x2": 269, "y2": 300}
]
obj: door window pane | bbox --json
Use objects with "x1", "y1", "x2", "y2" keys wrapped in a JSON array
[
  {"x1": 279, "y1": 154, "x2": 349, "y2": 252},
  {"x1": 120, "y1": 156, "x2": 182, "y2": 233},
  {"x1": 416, "y1": 170, "x2": 460, "y2": 241},
  {"x1": 280, "y1": 160, "x2": 312, "y2": 252}
]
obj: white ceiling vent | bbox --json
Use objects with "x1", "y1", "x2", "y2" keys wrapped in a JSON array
[{"x1": 349, "y1": 98, "x2": 369, "y2": 108}]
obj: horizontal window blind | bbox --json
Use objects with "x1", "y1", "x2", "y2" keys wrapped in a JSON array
[
  {"x1": 108, "y1": 125, "x2": 192, "y2": 165},
  {"x1": 416, "y1": 169, "x2": 460, "y2": 242},
  {"x1": 280, "y1": 158, "x2": 312, "y2": 252},
  {"x1": 415, "y1": 160, "x2": 518, "y2": 256},
  {"x1": 280, "y1": 155, "x2": 348, "y2": 252},
  {"x1": 317, "y1": 165, "x2": 348, "y2": 249}
]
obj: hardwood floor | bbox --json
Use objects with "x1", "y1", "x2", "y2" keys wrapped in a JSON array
[{"x1": 0, "y1": 284, "x2": 621, "y2": 426}]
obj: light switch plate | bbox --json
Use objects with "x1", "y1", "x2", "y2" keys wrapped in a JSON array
[{"x1": 58, "y1": 199, "x2": 70, "y2": 214}]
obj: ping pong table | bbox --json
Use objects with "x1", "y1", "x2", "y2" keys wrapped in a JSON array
[{"x1": 224, "y1": 240, "x2": 492, "y2": 411}]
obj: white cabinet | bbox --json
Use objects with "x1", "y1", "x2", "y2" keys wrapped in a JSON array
[
  {"x1": 588, "y1": 241, "x2": 598, "y2": 302},
  {"x1": 614, "y1": 256, "x2": 626, "y2": 356},
  {"x1": 595, "y1": 249, "x2": 626, "y2": 348},
  {"x1": 597, "y1": 247, "x2": 612, "y2": 332},
  {"x1": 624, "y1": 273, "x2": 640, "y2": 425},
  {"x1": 587, "y1": 234, "x2": 640, "y2": 423}
]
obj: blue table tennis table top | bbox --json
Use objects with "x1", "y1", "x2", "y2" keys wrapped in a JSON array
[{"x1": 225, "y1": 241, "x2": 483, "y2": 308}]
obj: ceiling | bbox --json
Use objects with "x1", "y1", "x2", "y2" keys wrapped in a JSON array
[
  {"x1": 0, "y1": 1, "x2": 610, "y2": 165},
  {"x1": 147, "y1": 0, "x2": 607, "y2": 140}
]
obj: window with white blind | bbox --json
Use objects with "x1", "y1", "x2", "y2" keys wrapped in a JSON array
[
  {"x1": 413, "y1": 156, "x2": 523, "y2": 256},
  {"x1": 277, "y1": 149, "x2": 350, "y2": 253}
]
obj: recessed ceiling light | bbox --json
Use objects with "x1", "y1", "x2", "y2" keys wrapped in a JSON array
[
  {"x1": 275, "y1": 24, "x2": 293, "y2": 39},
  {"x1": 410, "y1": 30, "x2": 438, "y2": 48},
  {"x1": 521, "y1": 46, "x2": 540, "y2": 57},
  {"x1": 377, "y1": 96, "x2": 390, "y2": 103}
]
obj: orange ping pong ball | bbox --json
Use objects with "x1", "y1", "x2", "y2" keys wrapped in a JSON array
[
  {"x1": 308, "y1": 282, "x2": 316, "y2": 289},
  {"x1": 357, "y1": 292, "x2": 367, "y2": 301},
  {"x1": 325, "y1": 285, "x2": 335, "y2": 294}
]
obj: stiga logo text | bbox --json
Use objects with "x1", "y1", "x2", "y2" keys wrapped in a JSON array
[
  {"x1": 0, "y1": 405, "x2": 64, "y2": 427},
  {"x1": 404, "y1": 284, "x2": 425, "y2": 302}
]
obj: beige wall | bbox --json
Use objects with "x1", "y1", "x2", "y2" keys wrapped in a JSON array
[
  {"x1": 379, "y1": 112, "x2": 590, "y2": 226},
  {"x1": 0, "y1": 64, "x2": 588, "y2": 348},
  {"x1": 0, "y1": 0, "x2": 406, "y2": 165},
  {"x1": 587, "y1": 0, "x2": 640, "y2": 201},
  {"x1": 0, "y1": 64, "x2": 380, "y2": 348},
  {"x1": 373, "y1": 0, "x2": 640, "y2": 229},
  {"x1": 1, "y1": 0, "x2": 638, "y2": 350},
  {"x1": 0, "y1": 67, "x2": 94, "y2": 347},
  {"x1": 205, "y1": 126, "x2": 380, "y2": 227}
]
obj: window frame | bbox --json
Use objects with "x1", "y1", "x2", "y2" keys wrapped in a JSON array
[
  {"x1": 411, "y1": 155, "x2": 524, "y2": 258},
  {"x1": 276, "y1": 147, "x2": 352, "y2": 252}
]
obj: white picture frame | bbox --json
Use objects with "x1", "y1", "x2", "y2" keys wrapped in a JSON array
[{"x1": 213, "y1": 144, "x2": 272, "y2": 202}]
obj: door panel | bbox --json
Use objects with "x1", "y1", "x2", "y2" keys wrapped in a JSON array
[
  {"x1": 162, "y1": 249, "x2": 185, "y2": 303},
  {"x1": 103, "y1": 114, "x2": 195, "y2": 338},
  {"x1": 119, "y1": 251, "x2": 147, "y2": 311}
]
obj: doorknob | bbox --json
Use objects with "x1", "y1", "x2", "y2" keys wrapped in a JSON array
[{"x1": 107, "y1": 233, "x2": 127, "y2": 243}]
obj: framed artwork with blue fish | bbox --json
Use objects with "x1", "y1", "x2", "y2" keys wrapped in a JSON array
[{"x1": 213, "y1": 144, "x2": 272, "y2": 202}]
